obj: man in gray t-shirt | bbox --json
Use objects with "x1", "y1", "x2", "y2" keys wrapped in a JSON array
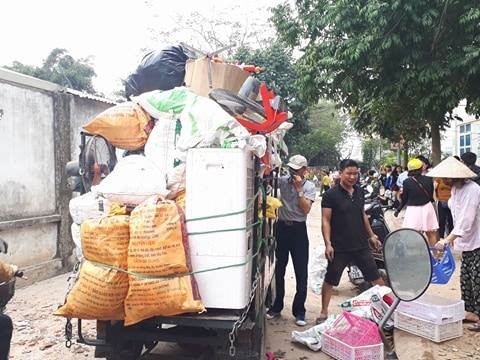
[{"x1": 266, "y1": 155, "x2": 316, "y2": 326}]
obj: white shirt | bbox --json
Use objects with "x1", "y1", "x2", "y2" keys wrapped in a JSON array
[
  {"x1": 450, "y1": 181, "x2": 480, "y2": 252},
  {"x1": 397, "y1": 171, "x2": 409, "y2": 188}
]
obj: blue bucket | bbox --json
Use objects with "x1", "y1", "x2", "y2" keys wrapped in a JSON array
[{"x1": 430, "y1": 245, "x2": 456, "y2": 284}]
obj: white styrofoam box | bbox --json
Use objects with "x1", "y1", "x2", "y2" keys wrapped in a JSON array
[
  {"x1": 394, "y1": 311, "x2": 463, "y2": 343},
  {"x1": 397, "y1": 294, "x2": 464, "y2": 324},
  {"x1": 185, "y1": 148, "x2": 255, "y2": 309},
  {"x1": 185, "y1": 148, "x2": 254, "y2": 257},
  {"x1": 191, "y1": 249, "x2": 253, "y2": 309}
]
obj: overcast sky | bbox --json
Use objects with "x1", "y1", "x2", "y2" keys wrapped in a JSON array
[{"x1": 0, "y1": 0, "x2": 281, "y2": 95}]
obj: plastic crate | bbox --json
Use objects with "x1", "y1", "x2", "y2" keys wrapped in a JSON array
[
  {"x1": 322, "y1": 332, "x2": 384, "y2": 360},
  {"x1": 396, "y1": 294, "x2": 464, "y2": 324},
  {"x1": 394, "y1": 311, "x2": 463, "y2": 343},
  {"x1": 321, "y1": 312, "x2": 384, "y2": 360}
]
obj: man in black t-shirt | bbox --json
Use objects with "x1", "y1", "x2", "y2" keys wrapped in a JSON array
[{"x1": 316, "y1": 159, "x2": 384, "y2": 324}]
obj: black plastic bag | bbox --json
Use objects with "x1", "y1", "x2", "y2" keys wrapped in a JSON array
[{"x1": 125, "y1": 45, "x2": 192, "y2": 99}]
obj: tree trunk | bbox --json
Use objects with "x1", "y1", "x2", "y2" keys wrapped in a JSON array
[
  {"x1": 403, "y1": 141, "x2": 409, "y2": 167},
  {"x1": 430, "y1": 120, "x2": 441, "y2": 165}
]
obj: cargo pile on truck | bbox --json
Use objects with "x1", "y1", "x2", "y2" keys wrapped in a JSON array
[{"x1": 56, "y1": 44, "x2": 291, "y2": 327}]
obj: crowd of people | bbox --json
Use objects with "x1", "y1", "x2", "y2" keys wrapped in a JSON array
[{"x1": 267, "y1": 151, "x2": 480, "y2": 333}]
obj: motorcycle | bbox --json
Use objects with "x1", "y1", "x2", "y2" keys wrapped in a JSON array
[
  {"x1": 0, "y1": 239, "x2": 24, "y2": 360},
  {"x1": 347, "y1": 198, "x2": 390, "y2": 292}
]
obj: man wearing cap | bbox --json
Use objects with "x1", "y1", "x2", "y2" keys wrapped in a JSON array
[
  {"x1": 266, "y1": 155, "x2": 316, "y2": 326},
  {"x1": 431, "y1": 157, "x2": 480, "y2": 329}
]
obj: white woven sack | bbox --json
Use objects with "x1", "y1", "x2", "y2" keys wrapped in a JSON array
[{"x1": 92, "y1": 155, "x2": 168, "y2": 206}]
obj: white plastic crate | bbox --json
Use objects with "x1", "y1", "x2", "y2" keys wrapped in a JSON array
[
  {"x1": 321, "y1": 332, "x2": 384, "y2": 360},
  {"x1": 397, "y1": 294, "x2": 464, "y2": 324},
  {"x1": 394, "y1": 311, "x2": 463, "y2": 343},
  {"x1": 185, "y1": 148, "x2": 255, "y2": 309}
]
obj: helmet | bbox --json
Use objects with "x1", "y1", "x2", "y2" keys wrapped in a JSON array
[{"x1": 407, "y1": 158, "x2": 423, "y2": 171}]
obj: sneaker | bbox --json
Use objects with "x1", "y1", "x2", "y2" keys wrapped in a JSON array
[
  {"x1": 266, "y1": 310, "x2": 281, "y2": 320},
  {"x1": 295, "y1": 315, "x2": 307, "y2": 326}
]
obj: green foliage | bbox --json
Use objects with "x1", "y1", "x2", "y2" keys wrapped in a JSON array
[
  {"x1": 6, "y1": 48, "x2": 96, "y2": 93},
  {"x1": 362, "y1": 138, "x2": 393, "y2": 168},
  {"x1": 293, "y1": 100, "x2": 346, "y2": 167},
  {"x1": 272, "y1": 1, "x2": 480, "y2": 163}
]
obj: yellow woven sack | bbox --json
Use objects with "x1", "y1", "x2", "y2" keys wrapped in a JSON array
[
  {"x1": 55, "y1": 204, "x2": 130, "y2": 320},
  {"x1": 55, "y1": 261, "x2": 128, "y2": 320},
  {"x1": 83, "y1": 102, "x2": 152, "y2": 150},
  {"x1": 124, "y1": 198, "x2": 204, "y2": 326},
  {"x1": 81, "y1": 204, "x2": 130, "y2": 269}
]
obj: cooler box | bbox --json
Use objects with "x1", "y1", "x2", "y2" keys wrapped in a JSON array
[{"x1": 185, "y1": 148, "x2": 255, "y2": 309}]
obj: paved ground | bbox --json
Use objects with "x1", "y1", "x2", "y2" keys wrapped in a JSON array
[{"x1": 6, "y1": 195, "x2": 479, "y2": 359}]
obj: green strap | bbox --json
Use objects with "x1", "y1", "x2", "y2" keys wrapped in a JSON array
[
  {"x1": 185, "y1": 188, "x2": 262, "y2": 223},
  {"x1": 88, "y1": 233, "x2": 269, "y2": 281},
  {"x1": 187, "y1": 220, "x2": 262, "y2": 236},
  {"x1": 84, "y1": 184, "x2": 269, "y2": 280}
]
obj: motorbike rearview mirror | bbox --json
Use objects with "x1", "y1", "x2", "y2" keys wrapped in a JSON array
[
  {"x1": 378, "y1": 228, "x2": 432, "y2": 359},
  {"x1": 384, "y1": 228, "x2": 432, "y2": 301}
]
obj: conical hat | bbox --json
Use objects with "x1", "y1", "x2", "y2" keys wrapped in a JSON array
[{"x1": 426, "y1": 156, "x2": 477, "y2": 178}]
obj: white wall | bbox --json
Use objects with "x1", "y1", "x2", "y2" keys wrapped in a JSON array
[{"x1": 0, "y1": 69, "x2": 113, "y2": 282}]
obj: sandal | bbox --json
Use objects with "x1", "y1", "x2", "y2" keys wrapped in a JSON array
[
  {"x1": 315, "y1": 314, "x2": 328, "y2": 325},
  {"x1": 468, "y1": 322, "x2": 480, "y2": 332}
]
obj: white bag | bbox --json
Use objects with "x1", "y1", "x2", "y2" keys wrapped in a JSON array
[
  {"x1": 339, "y1": 285, "x2": 390, "y2": 311},
  {"x1": 291, "y1": 314, "x2": 339, "y2": 351},
  {"x1": 69, "y1": 192, "x2": 110, "y2": 224},
  {"x1": 70, "y1": 223, "x2": 84, "y2": 262},
  {"x1": 309, "y1": 247, "x2": 328, "y2": 294},
  {"x1": 92, "y1": 155, "x2": 168, "y2": 206},
  {"x1": 144, "y1": 112, "x2": 179, "y2": 173},
  {"x1": 176, "y1": 96, "x2": 251, "y2": 151},
  {"x1": 166, "y1": 164, "x2": 186, "y2": 199}
]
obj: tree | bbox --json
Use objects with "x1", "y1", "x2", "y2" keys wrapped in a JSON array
[
  {"x1": 146, "y1": 5, "x2": 275, "y2": 56},
  {"x1": 292, "y1": 100, "x2": 346, "y2": 167},
  {"x1": 272, "y1": 1, "x2": 480, "y2": 164},
  {"x1": 6, "y1": 48, "x2": 96, "y2": 93}
]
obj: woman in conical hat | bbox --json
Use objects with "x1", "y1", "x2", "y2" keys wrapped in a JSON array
[
  {"x1": 397, "y1": 158, "x2": 438, "y2": 247},
  {"x1": 429, "y1": 156, "x2": 480, "y2": 328}
]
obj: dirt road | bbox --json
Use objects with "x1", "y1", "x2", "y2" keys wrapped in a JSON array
[{"x1": 6, "y1": 196, "x2": 479, "y2": 359}]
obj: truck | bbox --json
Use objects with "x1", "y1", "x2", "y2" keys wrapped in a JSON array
[{"x1": 65, "y1": 132, "x2": 278, "y2": 360}]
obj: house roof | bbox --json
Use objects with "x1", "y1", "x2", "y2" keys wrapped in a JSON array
[{"x1": 0, "y1": 67, "x2": 117, "y2": 105}]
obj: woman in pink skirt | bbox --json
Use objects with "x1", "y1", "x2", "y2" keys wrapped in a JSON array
[{"x1": 398, "y1": 158, "x2": 438, "y2": 246}]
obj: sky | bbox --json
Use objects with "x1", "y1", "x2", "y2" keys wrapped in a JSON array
[{"x1": 0, "y1": 0, "x2": 281, "y2": 95}]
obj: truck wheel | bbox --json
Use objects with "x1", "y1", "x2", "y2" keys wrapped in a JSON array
[{"x1": 106, "y1": 341, "x2": 143, "y2": 360}]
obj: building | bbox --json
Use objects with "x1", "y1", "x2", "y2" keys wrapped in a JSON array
[{"x1": 441, "y1": 100, "x2": 480, "y2": 163}]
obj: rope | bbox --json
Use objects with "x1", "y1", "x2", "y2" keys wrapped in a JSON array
[
  {"x1": 88, "y1": 231, "x2": 270, "y2": 281},
  {"x1": 86, "y1": 183, "x2": 269, "y2": 280},
  {"x1": 185, "y1": 188, "x2": 262, "y2": 223}
]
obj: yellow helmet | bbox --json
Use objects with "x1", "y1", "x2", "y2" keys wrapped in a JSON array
[{"x1": 407, "y1": 158, "x2": 423, "y2": 171}]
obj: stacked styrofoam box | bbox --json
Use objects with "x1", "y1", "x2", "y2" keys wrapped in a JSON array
[
  {"x1": 185, "y1": 148, "x2": 254, "y2": 309},
  {"x1": 394, "y1": 294, "x2": 464, "y2": 342}
]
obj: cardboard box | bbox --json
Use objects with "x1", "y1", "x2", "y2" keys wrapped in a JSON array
[{"x1": 184, "y1": 57, "x2": 250, "y2": 97}]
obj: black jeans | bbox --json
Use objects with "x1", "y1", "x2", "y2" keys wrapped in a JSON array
[
  {"x1": 270, "y1": 220, "x2": 309, "y2": 317},
  {"x1": 438, "y1": 201, "x2": 453, "y2": 238},
  {"x1": 0, "y1": 314, "x2": 13, "y2": 360}
]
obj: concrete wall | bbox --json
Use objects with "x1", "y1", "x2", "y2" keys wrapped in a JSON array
[{"x1": 0, "y1": 68, "x2": 114, "y2": 284}]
